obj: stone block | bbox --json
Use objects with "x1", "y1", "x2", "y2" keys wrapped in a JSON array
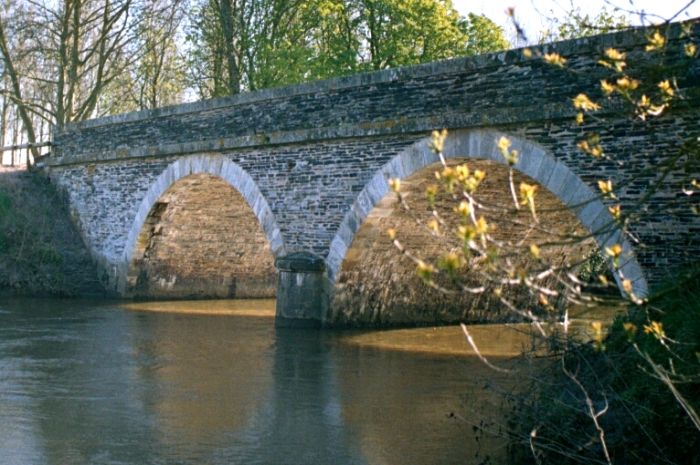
[
  {"x1": 366, "y1": 174, "x2": 388, "y2": 205},
  {"x1": 382, "y1": 155, "x2": 405, "y2": 179},
  {"x1": 355, "y1": 190, "x2": 374, "y2": 220},
  {"x1": 544, "y1": 162, "x2": 576, "y2": 199},
  {"x1": 514, "y1": 145, "x2": 546, "y2": 180},
  {"x1": 275, "y1": 252, "x2": 328, "y2": 328},
  {"x1": 563, "y1": 185, "x2": 596, "y2": 213}
]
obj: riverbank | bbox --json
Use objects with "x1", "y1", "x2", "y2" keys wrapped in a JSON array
[{"x1": 0, "y1": 167, "x2": 104, "y2": 297}]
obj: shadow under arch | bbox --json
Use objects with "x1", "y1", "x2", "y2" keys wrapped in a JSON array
[
  {"x1": 117, "y1": 154, "x2": 286, "y2": 296},
  {"x1": 326, "y1": 129, "x2": 648, "y2": 299}
]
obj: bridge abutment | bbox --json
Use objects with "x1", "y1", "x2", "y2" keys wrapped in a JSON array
[{"x1": 275, "y1": 252, "x2": 329, "y2": 328}]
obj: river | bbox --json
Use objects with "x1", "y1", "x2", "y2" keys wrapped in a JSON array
[{"x1": 0, "y1": 298, "x2": 559, "y2": 465}]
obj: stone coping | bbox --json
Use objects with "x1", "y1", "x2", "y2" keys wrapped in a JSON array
[{"x1": 276, "y1": 252, "x2": 326, "y2": 273}]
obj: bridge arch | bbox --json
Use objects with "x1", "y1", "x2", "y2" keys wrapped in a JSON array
[
  {"x1": 327, "y1": 129, "x2": 648, "y2": 306},
  {"x1": 118, "y1": 154, "x2": 286, "y2": 296}
]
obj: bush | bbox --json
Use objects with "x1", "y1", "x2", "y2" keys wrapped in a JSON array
[{"x1": 507, "y1": 267, "x2": 700, "y2": 465}]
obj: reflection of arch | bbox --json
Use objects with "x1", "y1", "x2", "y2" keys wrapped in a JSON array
[
  {"x1": 327, "y1": 129, "x2": 648, "y2": 297},
  {"x1": 119, "y1": 154, "x2": 286, "y2": 293}
]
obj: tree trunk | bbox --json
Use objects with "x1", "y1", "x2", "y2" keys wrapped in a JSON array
[
  {"x1": 218, "y1": 0, "x2": 241, "y2": 95},
  {"x1": 0, "y1": 17, "x2": 39, "y2": 166},
  {"x1": 11, "y1": 113, "x2": 18, "y2": 166},
  {"x1": 0, "y1": 84, "x2": 7, "y2": 163}
]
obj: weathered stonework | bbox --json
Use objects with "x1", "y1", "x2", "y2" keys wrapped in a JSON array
[
  {"x1": 275, "y1": 252, "x2": 328, "y2": 327},
  {"x1": 46, "y1": 21, "x2": 700, "y2": 326},
  {"x1": 127, "y1": 174, "x2": 276, "y2": 299},
  {"x1": 330, "y1": 159, "x2": 597, "y2": 326}
]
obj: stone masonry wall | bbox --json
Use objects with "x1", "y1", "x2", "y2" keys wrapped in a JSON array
[
  {"x1": 330, "y1": 159, "x2": 596, "y2": 326},
  {"x1": 127, "y1": 174, "x2": 276, "y2": 299},
  {"x1": 45, "y1": 21, "x2": 700, "y2": 309},
  {"x1": 49, "y1": 137, "x2": 415, "y2": 271}
]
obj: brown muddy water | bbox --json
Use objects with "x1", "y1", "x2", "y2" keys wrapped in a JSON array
[{"x1": 0, "y1": 298, "x2": 614, "y2": 465}]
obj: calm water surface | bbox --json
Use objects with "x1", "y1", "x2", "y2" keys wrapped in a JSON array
[{"x1": 0, "y1": 298, "x2": 534, "y2": 465}]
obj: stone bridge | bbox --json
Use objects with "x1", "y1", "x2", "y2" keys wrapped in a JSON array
[{"x1": 46, "y1": 22, "x2": 700, "y2": 327}]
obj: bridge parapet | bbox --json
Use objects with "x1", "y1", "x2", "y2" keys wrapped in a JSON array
[{"x1": 49, "y1": 21, "x2": 699, "y2": 167}]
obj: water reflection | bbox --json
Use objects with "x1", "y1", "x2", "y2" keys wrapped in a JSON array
[
  {"x1": 225, "y1": 329, "x2": 368, "y2": 465},
  {"x1": 0, "y1": 298, "x2": 527, "y2": 465},
  {"x1": 140, "y1": 313, "x2": 276, "y2": 462}
]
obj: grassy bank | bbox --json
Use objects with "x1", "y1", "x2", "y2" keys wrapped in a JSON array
[{"x1": 0, "y1": 167, "x2": 104, "y2": 296}]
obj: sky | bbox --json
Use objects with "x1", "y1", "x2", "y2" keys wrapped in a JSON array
[{"x1": 453, "y1": 0, "x2": 700, "y2": 41}]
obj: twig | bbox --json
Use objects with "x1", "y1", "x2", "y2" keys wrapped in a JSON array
[
  {"x1": 561, "y1": 357, "x2": 612, "y2": 465},
  {"x1": 461, "y1": 323, "x2": 513, "y2": 373}
]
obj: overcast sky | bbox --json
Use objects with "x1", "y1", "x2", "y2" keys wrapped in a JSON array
[{"x1": 453, "y1": 0, "x2": 700, "y2": 41}]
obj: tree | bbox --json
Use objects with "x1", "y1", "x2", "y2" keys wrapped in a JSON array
[
  {"x1": 539, "y1": 6, "x2": 629, "y2": 43},
  {"x1": 100, "y1": 0, "x2": 187, "y2": 113},
  {"x1": 460, "y1": 12, "x2": 511, "y2": 55},
  {"x1": 185, "y1": 0, "x2": 509, "y2": 99},
  {"x1": 186, "y1": 0, "x2": 316, "y2": 97},
  {"x1": 0, "y1": 0, "x2": 184, "y2": 165},
  {"x1": 0, "y1": 3, "x2": 40, "y2": 162},
  {"x1": 304, "y1": 0, "x2": 360, "y2": 80},
  {"x1": 351, "y1": 0, "x2": 507, "y2": 70}
]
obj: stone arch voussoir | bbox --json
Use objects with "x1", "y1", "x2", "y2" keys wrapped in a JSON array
[
  {"x1": 118, "y1": 154, "x2": 286, "y2": 295},
  {"x1": 326, "y1": 129, "x2": 648, "y2": 297}
]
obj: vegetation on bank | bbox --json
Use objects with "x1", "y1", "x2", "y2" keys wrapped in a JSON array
[
  {"x1": 505, "y1": 267, "x2": 700, "y2": 465},
  {"x1": 503, "y1": 19, "x2": 699, "y2": 463},
  {"x1": 0, "y1": 169, "x2": 103, "y2": 296}
]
